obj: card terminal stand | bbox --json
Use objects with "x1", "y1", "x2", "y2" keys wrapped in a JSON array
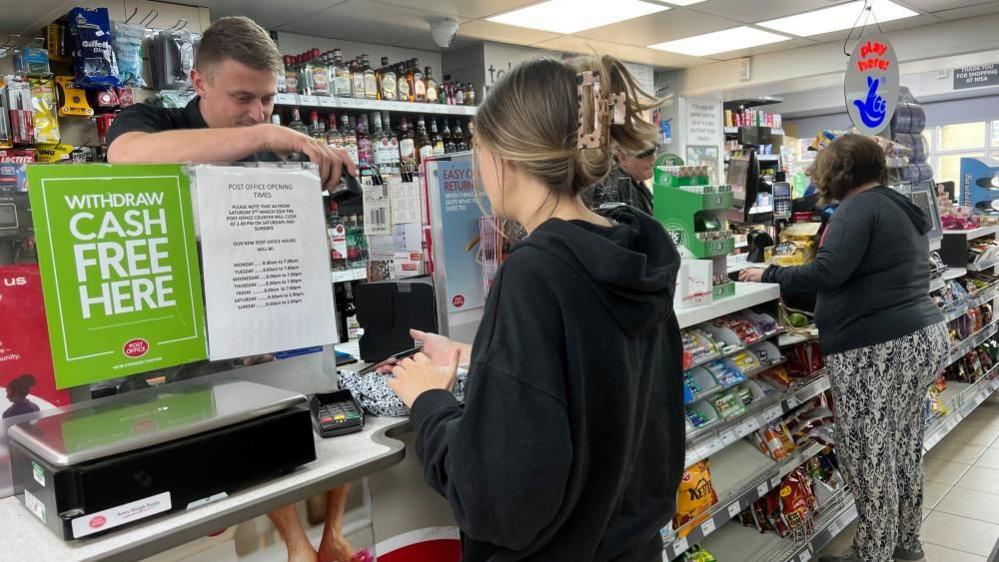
[{"x1": 310, "y1": 389, "x2": 365, "y2": 437}]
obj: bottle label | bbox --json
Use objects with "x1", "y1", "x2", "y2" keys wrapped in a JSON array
[
  {"x1": 415, "y1": 81, "x2": 427, "y2": 98},
  {"x1": 419, "y1": 145, "x2": 434, "y2": 160},
  {"x1": 358, "y1": 138, "x2": 373, "y2": 168},
  {"x1": 335, "y1": 71, "x2": 351, "y2": 97},
  {"x1": 344, "y1": 138, "x2": 359, "y2": 167},
  {"x1": 373, "y1": 138, "x2": 387, "y2": 165},
  {"x1": 426, "y1": 85, "x2": 438, "y2": 103},
  {"x1": 286, "y1": 74, "x2": 298, "y2": 94},
  {"x1": 433, "y1": 141, "x2": 445, "y2": 155},
  {"x1": 400, "y1": 139, "x2": 416, "y2": 163},
  {"x1": 352, "y1": 75, "x2": 365, "y2": 98},
  {"x1": 399, "y1": 81, "x2": 411, "y2": 101},
  {"x1": 382, "y1": 76, "x2": 397, "y2": 100},
  {"x1": 313, "y1": 71, "x2": 330, "y2": 96},
  {"x1": 365, "y1": 75, "x2": 378, "y2": 99}
]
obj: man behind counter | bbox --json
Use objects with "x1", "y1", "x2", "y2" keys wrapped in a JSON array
[{"x1": 107, "y1": 16, "x2": 355, "y2": 562}]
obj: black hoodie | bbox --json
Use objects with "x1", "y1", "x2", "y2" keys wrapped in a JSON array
[
  {"x1": 409, "y1": 206, "x2": 685, "y2": 561},
  {"x1": 764, "y1": 186, "x2": 944, "y2": 355}
]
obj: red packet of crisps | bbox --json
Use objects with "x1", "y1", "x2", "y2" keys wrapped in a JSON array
[
  {"x1": 764, "y1": 490, "x2": 790, "y2": 538},
  {"x1": 761, "y1": 364, "x2": 793, "y2": 389},
  {"x1": 788, "y1": 342, "x2": 824, "y2": 377}
]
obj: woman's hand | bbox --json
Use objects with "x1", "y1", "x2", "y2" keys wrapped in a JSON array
[
  {"x1": 377, "y1": 329, "x2": 470, "y2": 373},
  {"x1": 388, "y1": 350, "x2": 461, "y2": 409},
  {"x1": 739, "y1": 268, "x2": 766, "y2": 283}
]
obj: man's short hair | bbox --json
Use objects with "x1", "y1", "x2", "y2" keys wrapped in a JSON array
[{"x1": 195, "y1": 16, "x2": 282, "y2": 76}]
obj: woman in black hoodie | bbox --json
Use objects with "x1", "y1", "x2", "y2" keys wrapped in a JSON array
[
  {"x1": 387, "y1": 56, "x2": 685, "y2": 561},
  {"x1": 741, "y1": 135, "x2": 948, "y2": 562}
]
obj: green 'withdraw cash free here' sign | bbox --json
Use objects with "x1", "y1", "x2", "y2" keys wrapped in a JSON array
[{"x1": 28, "y1": 164, "x2": 207, "y2": 389}]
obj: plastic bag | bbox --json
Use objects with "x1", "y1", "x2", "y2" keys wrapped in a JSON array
[
  {"x1": 69, "y1": 7, "x2": 122, "y2": 88},
  {"x1": 113, "y1": 22, "x2": 146, "y2": 87},
  {"x1": 30, "y1": 78, "x2": 60, "y2": 144}
]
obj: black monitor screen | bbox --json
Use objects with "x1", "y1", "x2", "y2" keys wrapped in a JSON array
[{"x1": 728, "y1": 156, "x2": 751, "y2": 196}]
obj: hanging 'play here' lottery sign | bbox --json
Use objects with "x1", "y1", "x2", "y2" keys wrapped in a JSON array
[
  {"x1": 845, "y1": 33, "x2": 899, "y2": 136},
  {"x1": 27, "y1": 164, "x2": 207, "y2": 388}
]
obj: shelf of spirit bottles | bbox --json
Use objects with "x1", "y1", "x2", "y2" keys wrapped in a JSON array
[{"x1": 275, "y1": 93, "x2": 477, "y2": 116}]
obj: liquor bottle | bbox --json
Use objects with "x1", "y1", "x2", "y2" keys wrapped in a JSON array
[
  {"x1": 371, "y1": 111, "x2": 385, "y2": 172},
  {"x1": 454, "y1": 120, "x2": 468, "y2": 152},
  {"x1": 405, "y1": 61, "x2": 416, "y2": 103},
  {"x1": 430, "y1": 118, "x2": 445, "y2": 155},
  {"x1": 362, "y1": 55, "x2": 378, "y2": 100},
  {"x1": 311, "y1": 52, "x2": 330, "y2": 97},
  {"x1": 351, "y1": 59, "x2": 365, "y2": 100},
  {"x1": 398, "y1": 117, "x2": 416, "y2": 167},
  {"x1": 454, "y1": 83, "x2": 465, "y2": 106},
  {"x1": 413, "y1": 61, "x2": 426, "y2": 103},
  {"x1": 380, "y1": 111, "x2": 400, "y2": 175},
  {"x1": 277, "y1": 58, "x2": 287, "y2": 93},
  {"x1": 398, "y1": 63, "x2": 411, "y2": 103},
  {"x1": 356, "y1": 114, "x2": 373, "y2": 175},
  {"x1": 341, "y1": 114, "x2": 359, "y2": 166},
  {"x1": 284, "y1": 55, "x2": 298, "y2": 94},
  {"x1": 424, "y1": 66, "x2": 438, "y2": 105},
  {"x1": 415, "y1": 115, "x2": 433, "y2": 162},
  {"x1": 288, "y1": 108, "x2": 309, "y2": 135},
  {"x1": 466, "y1": 83, "x2": 477, "y2": 106},
  {"x1": 308, "y1": 109, "x2": 325, "y2": 138},
  {"x1": 379, "y1": 56, "x2": 396, "y2": 101},
  {"x1": 325, "y1": 113, "x2": 341, "y2": 148},
  {"x1": 333, "y1": 49, "x2": 351, "y2": 98},
  {"x1": 442, "y1": 120, "x2": 456, "y2": 153}
]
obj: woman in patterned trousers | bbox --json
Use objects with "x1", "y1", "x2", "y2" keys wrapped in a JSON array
[{"x1": 741, "y1": 134, "x2": 948, "y2": 562}]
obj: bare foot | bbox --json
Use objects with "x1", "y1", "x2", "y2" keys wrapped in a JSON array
[{"x1": 318, "y1": 532, "x2": 354, "y2": 562}]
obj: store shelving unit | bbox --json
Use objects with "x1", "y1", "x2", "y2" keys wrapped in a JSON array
[
  {"x1": 274, "y1": 93, "x2": 477, "y2": 116},
  {"x1": 677, "y1": 283, "x2": 781, "y2": 329}
]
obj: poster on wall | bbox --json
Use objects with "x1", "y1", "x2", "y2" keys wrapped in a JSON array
[
  {"x1": 844, "y1": 34, "x2": 899, "y2": 136},
  {"x1": 193, "y1": 165, "x2": 338, "y2": 360},
  {"x1": 432, "y1": 158, "x2": 488, "y2": 314},
  {"x1": 27, "y1": 164, "x2": 207, "y2": 389}
]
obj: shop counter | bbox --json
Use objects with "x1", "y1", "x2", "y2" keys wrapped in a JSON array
[{"x1": 0, "y1": 414, "x2": 411, "y2": 562}]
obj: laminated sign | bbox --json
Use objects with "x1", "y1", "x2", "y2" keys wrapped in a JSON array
[{"x1": 27, "y1": 164, "x2": 207, "y2": 388}]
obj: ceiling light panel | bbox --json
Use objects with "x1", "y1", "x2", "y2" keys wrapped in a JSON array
[
  {"x1": 648, "y1": 26, "x2": 791, "y2": 57},
  {"x1": 487, "y1": 0, "x2": 669, "y2": 34},
  {"x1": 758, "y1": 0, "x2": 919, "y2": 37},
  {"x1": 660, "y1": 0, "x2": 707, "y2": 5}
]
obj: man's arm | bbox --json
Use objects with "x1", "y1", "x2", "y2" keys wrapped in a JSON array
[{"x1": 108, "y1": 123, "x2": 357, "y2": 188}]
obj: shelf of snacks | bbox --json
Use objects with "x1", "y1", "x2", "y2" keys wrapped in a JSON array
[
  {"x1": 777, "y1": 330, "x2": 819, "y2": 348},
  {"x1": 676, "y1": 284, "x2": 781, "y2": 330},
  {"x1": 663, "y1": 441, "x2": 827, "y2": 560},
  {"x1": 684, "y1": 369, "x2": 831, "y2": 467},
  {"x1": 943, "y1": 267, "x2": 967, "y2": 281},
  {"x1": 943, "y1": 226, "x2": 999, "y2": 240},
  {"x1": 274, "y1": 93, "x2": 478, "y2": 116}
]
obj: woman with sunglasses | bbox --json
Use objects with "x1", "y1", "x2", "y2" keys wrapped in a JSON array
[{"x1": 584, "y1": 145, "x2": 657, "y2": 214}]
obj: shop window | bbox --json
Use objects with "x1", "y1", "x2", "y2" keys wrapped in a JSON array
[
  {"x1": 937, "y1": 153, "x2": 984, "y2": 192},
  {"x1": 992, "y1": 121, "x2": 999, "y2": 146},
  {"x1": 939, "y1": 122, "x2": 986, "y2": 150},
  {"x1": 922, "y1": 129, "x2": 934, "y2": 152}
]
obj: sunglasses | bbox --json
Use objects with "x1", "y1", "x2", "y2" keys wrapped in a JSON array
[{"x1": 637, "y1": 148, "x2": 656, "y2": 159}]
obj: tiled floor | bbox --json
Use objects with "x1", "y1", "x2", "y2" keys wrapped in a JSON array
[{"x1": 821, "y1": 395, "x2": 999, "y2": 561}]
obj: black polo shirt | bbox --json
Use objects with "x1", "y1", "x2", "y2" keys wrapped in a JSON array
[{"x1": 106, "y1": 97, "x2": 281, "y2": 162}]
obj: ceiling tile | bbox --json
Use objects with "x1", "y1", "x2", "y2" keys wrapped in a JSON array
[
  {"x1": 369, "y1": 0, "x2": 542, "y2": 19},
  {"x1": 622, "y1": 47, "x2": 717, "y2": 69},
  {"x1": 709, "y1": 37, "x2": 819, "y2": 60},
  {"x1": 804, "y1": 12, "x2": 938, "y2": 43},
  {"x1": 279, "y1": 0, "x2": 470, "y2": 46},
  {"x1": 184, "y1": 0, "x2": 346, "y2": 29},
  {"x1": 932, "y1": 0, "x2": 999, "y2": 19},
  {"x1": 575, "y1": 8, "x2": 734, "y2": 46},
  {"x1": 449, "y1": 19, "x2": 562, "y2": 45},
  {"x1": 530, "y1": 35, "x2": 706, "y2": 68},
  {"x1": 898, "y1": 0, "x2": 990, "y2": 11},
  {"x1": 689, "y1": 0, "x2": 856, "y2": 24}
]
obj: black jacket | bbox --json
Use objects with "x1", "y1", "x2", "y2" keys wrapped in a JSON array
[
  {"x1": 764, "y1": 186, "x2": 943, "y2": 355},
  {"x1": 409, "y1": 206, "x2": 685, "y2": 561}
]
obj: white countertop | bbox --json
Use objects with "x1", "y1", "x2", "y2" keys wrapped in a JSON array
[{"x1": 0, "y1": 414, "x2": 409, "y2": 562}]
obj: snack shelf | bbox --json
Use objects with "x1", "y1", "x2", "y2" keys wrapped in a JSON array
[
  {"x1": 968, "y1": 258, "x2": 998, "y2": 272},
  {"x1": 664, "y1": 441, "x2": 826, "y2": 560},
  {"x1": 940, "y1": 284, "x2": 999, "y2": 323},
  {"x1": 686, "y1": 329, "x2": 784, "y2": 372},
  {"x1": 929, "y1": 276, "x2": 946, "y2": 294},
  {"x1": 274, "y1": 93, "x2": 478, "y2": 116},
  {"x1": 689, "y1": 357, "x2": 788, "y2": 404},
  {"x1": 943, "y1": 226, "x2": 999, "y2": 240},
  {"x1": 778, "y1": 329, "x2": 819, "y2": 348},
  {"x1": 677, "y1": 283, "x2": 781, "y2": 329},
  {"x1": 685, "y1": 372, "x2": 830, "y2": 467},
  {"x1": 692, "y1": 366, "x2": 999, "y2": 562},
  {"x1": 924, "y1": 368, "x2": 999, "y2": 452},
  {"x1": 945, "y1": 320, "x2": 999, "y2": 367},
  {"x1": 942, "y1": 267, "x2": 967, "y2": 281},
  {"x1": 330, "y1": 268, "x2": 368, "y2": 283}
]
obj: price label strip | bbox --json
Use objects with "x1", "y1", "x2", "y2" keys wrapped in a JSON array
[
  {"x1": 299, "y1": 95, "x2": 319, "y2": 106},
  {"x1": 727, "y1": 502, "x2": 741, "y2": 518},
  {"x1": 671, "y1": 536, "x2": 689, "y2": 559}
]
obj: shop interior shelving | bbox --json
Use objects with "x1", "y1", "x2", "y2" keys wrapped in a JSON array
[
  {"x1": 676, "y1": 283, "x2": 780, "y2": 329},
  {"x1": 274, "y1": 92, "x2": 478, "y2": 116}
]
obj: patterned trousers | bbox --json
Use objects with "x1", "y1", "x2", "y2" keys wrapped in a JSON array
[{"x1": 825, "y1": 323, "x2": 949, "y2": 562}]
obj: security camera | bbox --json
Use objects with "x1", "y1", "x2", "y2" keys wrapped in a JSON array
[{"x1": 431, "y1": 18, "x2": 459, "y2": 49}]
